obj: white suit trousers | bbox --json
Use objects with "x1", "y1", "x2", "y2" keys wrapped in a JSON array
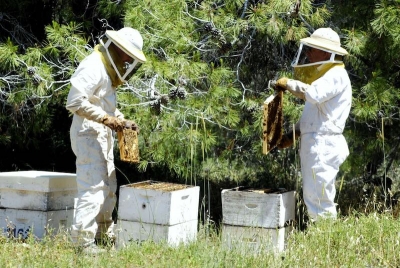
[
  {"x1": 70, "y1": 119, "x2": 117, "y2": 246},
  {"x1": 300, "y1": 133, "x2": 349, "y2": 221}
]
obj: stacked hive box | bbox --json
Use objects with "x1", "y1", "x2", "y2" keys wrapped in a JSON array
[
  {"x1": 221, "y1": 187, "x2": 296, "y2": 253},
  {"x1": 0, "y1": 170, "x2": 77, "y2": 239},
  {"x1": 117, "y1": 180, "x2": 200, "y2": 248}
]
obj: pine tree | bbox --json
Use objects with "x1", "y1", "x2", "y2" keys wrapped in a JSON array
[
  {"x1": 326, "y1": 0, "x2": 400, "y2": 211},
  {"x1": 116, "y1": 0, "x2": 332, "y2": 189},
  {"x1": 2, "y1": 0, "x2": 400, "y2": 215},
  {"x1": 0, "y1": 0, "x2": 124, "y2": 171},
  {"x1": 0, "y1": 18, "x2": 88, "y2": 170}
]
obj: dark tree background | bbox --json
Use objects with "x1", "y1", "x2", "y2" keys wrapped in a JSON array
[{"x1": 1, "y1": 0, "x2": 400, "y2": 224}]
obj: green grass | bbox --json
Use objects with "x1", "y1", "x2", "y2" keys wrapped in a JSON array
[{"x1": 1, "y1": 213, "x2": 400, "y2": 267}]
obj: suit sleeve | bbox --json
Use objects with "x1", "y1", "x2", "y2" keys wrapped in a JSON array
[{"x1": 66, "y1": 56, "x2": 108, "y2": 123}]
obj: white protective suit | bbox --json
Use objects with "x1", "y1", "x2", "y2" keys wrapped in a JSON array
[
  {"x1": 287, "y1": 65, "x2": 352, "y2": 220},
  {"x1": 66, "y1": 51, "x2": 123, "y2": 246}
]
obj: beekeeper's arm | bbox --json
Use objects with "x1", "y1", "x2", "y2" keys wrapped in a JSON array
[
  {"x1": 271, "y1": 77, "x2": 308, "y2": 100},
  {"x1": 66, "y1": 64, "x2": 126, "y2": 131}
]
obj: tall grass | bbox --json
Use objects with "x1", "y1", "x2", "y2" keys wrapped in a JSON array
[{"x1": 1, "y1": 212, "x2": 399, "y2": 267}]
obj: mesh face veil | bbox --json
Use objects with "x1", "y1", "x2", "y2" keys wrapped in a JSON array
[
  {"x1": 291, "y1": 28, "x2": 348, "y2": 84},
  {"x1": 291, "y1": 43, "x2": 340, "y2": 68},
  {"x1": 100, "y1": 27, "x2": 146, "y2": 83},
  {"x1": 121, "y1": 57, "x2": 142, "y2": 81}
]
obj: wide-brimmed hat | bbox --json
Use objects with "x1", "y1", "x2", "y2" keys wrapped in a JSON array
[
  {"x1": 300, "y1": 27, "x2": 348, "y2": 56},
  {"x1": 106, "y1": 27, "x2": 146, "y2": 63}
]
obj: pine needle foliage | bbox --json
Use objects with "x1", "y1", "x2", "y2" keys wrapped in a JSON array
[
  {"x1": 113, "y1": 0, "x2": 334, "y2": 188},
  {"x1": 2, "y1": 0, "x2": 400, "y2": 216},
  {"x1": 0, "y1": 21, "x2": 88, "y2": 150},
  {"x1": 332, "y1": 0, "x2": 400, "y2": 191}
]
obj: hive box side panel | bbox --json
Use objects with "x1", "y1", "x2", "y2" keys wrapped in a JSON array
[
  {"x1": 281, "y1": 191, "x2": 296, "y2": 226},
  {"x1": 0, "y1": 209, "x2": 74, "y2": 239},
  {"x1": 0, "y1": 190, "x2": 48, "y2": 211},
  {"x1": 222, "y1": 190, "x2": 296, "y2": 228},
  {"x1": 118, "y1": 187, "x2": 172, "y2": 224},
  {"x1": 0, "y1": 189, "x2": 76, "y2": 211},
  {"x1": 222, "y1": 224, "x2": 293, "y2": 253},
  {"x1": 118, "y1": 184, "x2": 200, "y2": 225},
  {"x1": 222, "y1": 190, "x2": 280, "y2": 228},
  {"x1": 0, "y1": 170, "x2": 77, "y2": 211},
  {"x1": 116, "y1": 220, "x2": 198, "y2": 248},
  {"x1": 169, "y1": 186, "x2": 200, "y2": 225}
]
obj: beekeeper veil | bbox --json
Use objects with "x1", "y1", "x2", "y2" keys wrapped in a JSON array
[
  {"x1": 291, "y1": 28, "x2": 348, "y2": 84},
  {"x1": 100, "y1": 27, "x2": 146, "y2": 83}
]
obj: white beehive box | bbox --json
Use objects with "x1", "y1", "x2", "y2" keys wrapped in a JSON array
[
  {"x1": 222, "y1": 224, "x2": 293, "y2": 253},
  {"x1": 221, "y1": 187, "x2": 296, "y2": 228},
  {"x1": 116, "y1": 219, "x2": 198, "y2": 248},
  {"x1": 0, "y1": 171, "x2": 77, "y2": 211},
  {"x1": 118, "y1": 180, "x2": 200, "y2": 225},
  {"x1": 0, "y1": 208, "x2": 74, "y2": 239}
]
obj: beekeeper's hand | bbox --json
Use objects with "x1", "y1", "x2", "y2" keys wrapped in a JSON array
[
  {"x1": 270, "y1": 77, "x2": 288, "y2": 92},
  {"x1": 102, "y1": 115, "x2": 125, "y2": 131},
  {"x1": 271, "y1": 78, "x2": 307, "y2": 100},
  {"x1": 277, "y1": 130, "x2": 300, "y2": 149},
  {"x1": 123, "y1": 119, "x2": 140, "y2": 134}
]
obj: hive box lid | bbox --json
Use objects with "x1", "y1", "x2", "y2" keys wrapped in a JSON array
[{"x1": 0, "y1": 171, "x2": 77, "y2": 192}]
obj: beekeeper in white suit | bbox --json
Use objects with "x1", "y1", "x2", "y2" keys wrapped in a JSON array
[
  {"x1": 66, "y1": 27, "x2": 146, "y2": 254},
  {"x1": 271, "y1": 28, "x2": 352, "y2": 221}
]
